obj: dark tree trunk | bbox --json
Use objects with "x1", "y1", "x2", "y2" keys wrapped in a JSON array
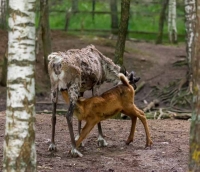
[
  {"x1": 156, "y1": 0, "x2": 169, "y2": 44},
  {"x1": 110, "y1": 0, "x2": 118, "y2": 35},
  {"x1": 72, "y1": 0, "x2": 78, "y2": 12},
  {"x1": 40, "y1": 0, "x2": 52, "y2": 73},
  {"x1": 0, "y1": 0, "x2": 7, "y2": 30},
  {"x1": 92, "y1": 0, "x2": 95, "y2": 22},
  {"x1": 0, "y1": 48, "x2": 7, "y2": 86},
  {"x1": 114, "y1": 0, "x2": 130, "y2": 66}
]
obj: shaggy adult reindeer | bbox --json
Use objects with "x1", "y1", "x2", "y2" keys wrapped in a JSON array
[{"x1": 48, "y1": 45, "x2": 138, "y2": 157}]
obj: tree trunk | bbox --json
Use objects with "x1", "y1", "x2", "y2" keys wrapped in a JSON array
[
  {"x1": 168, "y1": 0, "x2": 177, "y2": 43},
  {"x1": 114, "y1": 0, "x2": 130, "y2": 66},
  {"x1": 0, "y1": 0, "x2": 7, "y2": 30},
  {"x1": 185, "y1": 0, "x2": 196, "y2": 79},
  {"x1": 110, "y1": 0, "x2": 118, "y2": 35},
  {"x1": 189, "y1": 0, "x2": 200, "y2": 171},
  {"x1": 156, "y1": 0, "x2": 169, "y2": 44},
  {"x1": 3, "y1": 0, "x2": 36, "y2": 171},
  {"x1": 0, "y1": 48, "x2": 7, "y2": 86},
  {"x1": 72, "y1": 0, "x2": 78, "y2": 12},
  {"x1": 40, "y1": 0, "x2": 52, "y2": 74},
  {"x1": 92, "y1": 0, "x2": 95, "y2": 22}
]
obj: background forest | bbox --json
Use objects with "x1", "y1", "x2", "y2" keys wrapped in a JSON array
[{"x1": 0, "y1": 0, "x2": 198, "y2": 171}]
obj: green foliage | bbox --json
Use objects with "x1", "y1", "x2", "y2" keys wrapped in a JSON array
[{"x1": 36, "y1": 1, "x2": 185, "y2": 42}]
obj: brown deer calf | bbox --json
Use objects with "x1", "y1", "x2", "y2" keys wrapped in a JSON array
[{"x1": 62, "y1": 73, "x2": 152, "y2": 154}]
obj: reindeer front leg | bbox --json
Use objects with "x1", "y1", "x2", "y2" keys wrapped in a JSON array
[
  {"x1": 66, "y1": 101, "x2": 83, "y2": 157},
  {"x1": 63, "y1": 85, "x2": 83, "y2": 157},
  {"x1": 49, "y1": 89, "x2": 58, "y2": 151},
  {"x1": 92, "y1": 85, "x2": 108, "y2": 147}
]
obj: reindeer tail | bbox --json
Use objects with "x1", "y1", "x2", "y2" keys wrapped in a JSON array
[
  {"x1": 118, "y1": 73, "x2": 130, "y2": 87},
  {"x1": 48, "y1": 52, "x2": 62, "y2": 62}
]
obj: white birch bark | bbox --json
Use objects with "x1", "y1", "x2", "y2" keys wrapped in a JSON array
[
  {"x1": 185, "y1": 0, "x2": 196, "y2": 74},
  {"x1": 3, "y1": 0, "x2": 36, "y2": 171},
  {"x1": 168, "y1": 0, "x2": 177, "y2": 43}
]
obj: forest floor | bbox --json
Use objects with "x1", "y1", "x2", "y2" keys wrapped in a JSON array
[{"x1": 0, "y1": 30, "x2": 190, "y2": 171}]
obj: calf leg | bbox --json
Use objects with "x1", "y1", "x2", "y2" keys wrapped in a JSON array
[
  {"x1": 133, "y1": 105, "x2": 153, "y2": 147},
  {"x1": 76, "y1": 120, "x2": 96, "y2": 148},
  {"x1": 49, "y1": 89, "x2": 58, "y2": 151},
  {"x1": 125, "y1": 116, "x2": 137, "y2": 145},
  {"x1": 124, "y1": 104, "x2": 153, "y2": 148}
]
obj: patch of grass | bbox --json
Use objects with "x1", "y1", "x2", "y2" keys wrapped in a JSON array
[{"x1": 39, "y1": 1, "x2": 186, "y2": 42}]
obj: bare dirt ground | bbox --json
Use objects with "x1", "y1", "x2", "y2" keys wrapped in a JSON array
[{"x1": 0, "y1": 30, "x2": 190, "y2": 171}]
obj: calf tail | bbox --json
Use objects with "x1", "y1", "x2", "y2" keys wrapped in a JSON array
[{"x1": 118, "y1": 73, "x2": 130, "y2": 87}]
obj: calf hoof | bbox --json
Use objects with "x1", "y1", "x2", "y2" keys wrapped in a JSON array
[
  {"x1": 98, "y1": 137, "x2": 108, "y2": 147},
  {"x1": 75, "y1": 135, "x2": 85, "y2": 147},
  {"x1": 48, "y1": 143, "x2": 57, "y2": 151},
  {"x1": 125, "y1": 139, "x2": 133, "y2": 145},
  {"x1": 70, "y1": 148, "x2": 83, "y2": 158},
  {"x1": 145, "y1": 139, "x2": 153, "y2": 148}
]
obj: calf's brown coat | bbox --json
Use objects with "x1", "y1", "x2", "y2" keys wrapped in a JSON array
[{"x1": 62, "y1": 73, "x2": 152, "y2": 152}]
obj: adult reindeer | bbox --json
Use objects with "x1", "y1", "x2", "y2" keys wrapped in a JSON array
[{"x1": 48, "y1": 45, "x2": 137, "y2": 157}]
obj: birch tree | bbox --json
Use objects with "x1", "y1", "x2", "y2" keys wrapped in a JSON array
[
  {"x1": 3, "y1": 0, "x2": 37, "y2": 171},
  {"x1": 189, "y1": 0, "x2": 200, "y2": 170},
  {"x1": 185, "y1": 0, "x2": 196, "y2": 81},
  {"x1": 168, "y1": 0, "x2": 177, "y2": 43},
  {"x1": 114, "y1": 0, "x2": 130, "y2": 66}
]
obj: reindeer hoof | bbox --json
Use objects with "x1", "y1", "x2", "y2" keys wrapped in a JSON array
[
  {"x1": 70, "y1": 148, "x2": 83, "y2": 158},
  {"x1": 48, "y1": 143, "x2": 57, "y2": 151},
  {"x1": 98, "y1": 137, "x2": 108, "y2": 147}
]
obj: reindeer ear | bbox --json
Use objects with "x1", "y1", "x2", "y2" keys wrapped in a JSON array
[
  {"x1": 120, "y1": 66, "x2": 127, "y2": 76},
  {"x1": 128, "y1": 72, "x2": 133, "y2": 82}
]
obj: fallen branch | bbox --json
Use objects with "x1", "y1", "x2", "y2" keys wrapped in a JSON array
[{"x1": 143, "y1": 99, "x2": 159, "y2": 112}]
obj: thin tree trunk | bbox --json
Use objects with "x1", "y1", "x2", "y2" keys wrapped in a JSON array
[
  {"x1": 189, "y1": 0, "x2": 200, "y2": 171},
  {"x1": 0, "y1": 48, "x2": 7, "y2": 86},
  {"x1": 3, "y1": 0, "x2": 36, "y2": 171},
  {"x1": 0, "y1": 0, "x2": 7, "y2": 30},
  {"x1": 92, "y1": 0, "x2": 95, "y2": 22},
  {"x1": 72, "y1": 0, "x2": 78, "y2": 12},
  {"x1": 114, "y1": 0, "x2": 130, "y2": 66},
  {"x1": 168, "y1": 0, "x2": 177, "y2": 43},
  {"x1": 110, "y1": 0, "x2": 118, "y2": 35},
  {"x1": 40, "y1": 0, "x2": 52, "y2": 74},
  {"x1": 156, "y1": 0, "x2": 169, "y2": 44}
]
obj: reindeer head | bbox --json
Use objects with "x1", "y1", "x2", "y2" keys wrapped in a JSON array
[
  {"x1": 128, "y1": 71, "x2": 140, "y2": 90},
  {"x1": 120, "y1": 66, "x2": 140, "y2": 90}
]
